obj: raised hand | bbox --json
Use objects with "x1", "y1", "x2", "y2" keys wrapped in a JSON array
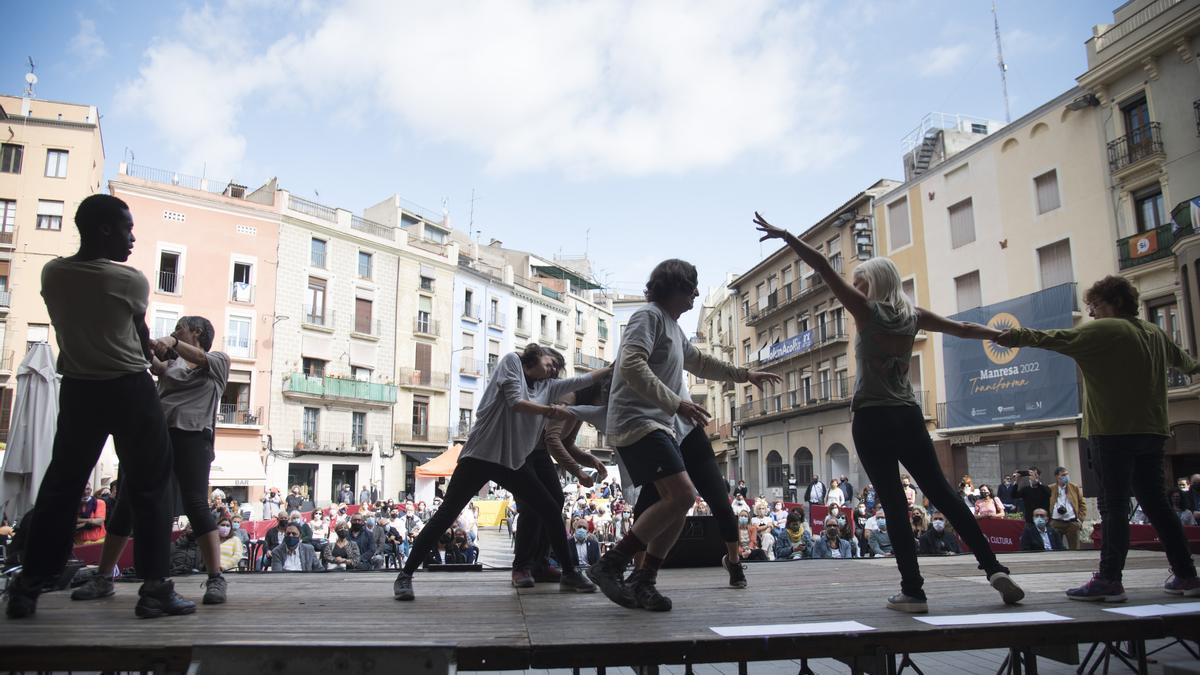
[{"x1": 754, "y1": 212, "x2": 790, "y2": 242}]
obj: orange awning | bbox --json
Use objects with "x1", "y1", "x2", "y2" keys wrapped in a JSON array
[{"x1": 414, "y1": 444, "x2": 461, "y2": 478}]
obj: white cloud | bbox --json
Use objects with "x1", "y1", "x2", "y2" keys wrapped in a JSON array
[
  {"x1": 115, "y1": 0, "x2": 856, "y2": 179},
  {"x1": 70, "y1": 15, "x2": 108, "y2": 65},
  {"x1": 918, "y1": 43, "x2": 972, "y2": 77}
]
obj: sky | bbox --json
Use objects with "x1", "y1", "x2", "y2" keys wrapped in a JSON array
[{"x1": 5, "y1": 0, "x2": 1117, "y2": 333}]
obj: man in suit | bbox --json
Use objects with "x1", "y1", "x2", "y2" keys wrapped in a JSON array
[
  {"x1": 568, "y1": 518, "x2": 601, "y2": 568},
  {"x1": 270, "y1": 524, "x2": 323, "y2": 571},
  {"x1": 1020, "y1": 508, "x2": 1065, "y2": 552}
]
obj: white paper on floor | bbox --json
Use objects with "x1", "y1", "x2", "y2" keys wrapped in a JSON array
[
  {"x1": 711, "y1": 621, "x2": 876, "y2": 637},
  {"x1": 915, "y1": 611, "x2": 1072, "y2": 626},
  {"x1": 1104, "y1": 602, "x2": 1200, "y2": 617}
]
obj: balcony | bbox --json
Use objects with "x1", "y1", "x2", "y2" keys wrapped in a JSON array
[
  {"x1": 1117, "y1": 223, "x2": 1187, "y2": 271},
  {"x1": 721, "y1": 380, "x2": 735, "y2": 394},
  {"x1": 751, "y1": 318, "x2": 849, "y2": 368},
  {"x1": 352, "y1": 319, "x2": 382, "y2": 340},
  {"x1": 283, "y1": 372, "x2": 398, "y2": 408},
  {"x1": 288, "y1": 195, "x2": 337, "y2": 222},
  {"x1": 598, "y1": 325, "x2": 609, "y2": 341},
  {"x1": 745, "y1": 276, "x2": 829, "y2": 324},
  {"x1": 454, "y1": 421, "x2": 475, "y2": 439},
  {"x1": 462, "y1": 301, "x2": 481, "y2": 322},
  {"x1": 395, "y1": 424, "x2": 450, "y2": 445},
  {"x1": 538, "y1": 332, "x2": 553, "y2": 346},
  {"x1": 413, "y1": 317, "x2": 441, "y2": 337},
  {"x1": 156, "y1": 269, "x2": 182, "y2": 295},
  {"x1": 574, "y1": 353, "x2": 609, "y2": 371},
  {"x1": 293, "y1": 432, "x2": 383, "y2": 456},
  {"x1": 0, "y1": 229, "x2": 14, "y2": 247},
  {"x1": 0, "y1": 350, "x2": 13, "y2": 374},
  {"x1": 302, "y1": 306, "x2": 334, "y2": 331},
  {"x1": 515, "y1": 320, "x2": 531, "y2": 338},
  {"x1": 459, "y1": 358, "x2": 485, "y2": 377},
  {"x1": 0, "y1": 289, "x2": 9, "y2": 311},
  {"x1": 397, "y1": 367, "x2": 450, "y2": 390},
  {"x1": 1108, "y1": 123, "x2": 1164, "y2": 177},
  {"x1": 736, "y1": 376, "x2": 856, "y2": 424},
  {"x1": 350, "y1": 214, "x2": 395, "y2": 240},
  {"x1": 217, "y1": 404, "x2": 262, "y2": 427},
  {"x1": 554, "y1": 334, "x2": 567, "y2": 349},
  {"x1": 229, "y1": 282, "x2": 254, "y2": 304},
  {"x1": 488, "y1": 311, "x2": 506, "y2": 329},
  {"x1": 223, "y1": 335, "x2": 255, "y2": 360}
]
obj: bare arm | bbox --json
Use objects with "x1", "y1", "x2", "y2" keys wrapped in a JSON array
[
  {"x1": 916, "y1": 308, "x2": 1001, "y2": 340},
  {"x1": 754, "y1": 213, "x2": 871, "y2": 323},
  {"x1": 133, "y1": 313, "x2": 154, "y2": 362},
  {"x1": 163, "y1": 332, "x2": 210, "y2": 368}
]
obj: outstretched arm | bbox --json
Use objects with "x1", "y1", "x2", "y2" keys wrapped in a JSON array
[
  {"x1": 754, "y1": 212, "x2": 871, "y2": 323},
  {"x1": 916, "y1": 308, "x2": 1001, "y2": 340}
]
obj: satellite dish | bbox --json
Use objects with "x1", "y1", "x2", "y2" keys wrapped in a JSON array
[{"x1": 25, "y1": 73, "x2": 37, "y2": 85}]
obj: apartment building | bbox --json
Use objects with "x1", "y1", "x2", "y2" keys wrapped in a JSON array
[
  {"x1": 731, "y1": 181, "x2": 898, "y2": 499},
  {"x1": 688, "y1": 275, "x2": 741, "y2": 482},
  {"x1": 1077, "y1": 0, "x2": 1200, "y2": 483},
  {"x1": 111, "y1": 163, "x2": 280, "y2": 505},
  {"x1": 450, "y1": 254, "x2": 517, "y2": 444},
  {"x1": 0, "y1": 95, "x2": 103, "y2": 441}
]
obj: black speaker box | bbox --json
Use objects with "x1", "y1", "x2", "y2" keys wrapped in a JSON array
[{"x1": 662, "y1": 516, "x2": 725, "y2": 568}]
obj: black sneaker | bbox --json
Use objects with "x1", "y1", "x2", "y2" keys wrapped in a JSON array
[
  {"x1": 135, "y1": 579, "x2": 196, "y2": 619},
  {"x1": 723, "y1": 555, "x2": 747, "y2": 589},
  {"x1": 559, "y1": 569, "x2": 597, "y2": 593},
  {"x1": 71, "y1": 572, "x2": 115, "y2": 601},
  {"x1": 3, "y1": 573, "x2": 43, "y2": 619},
  {"x1": 393, "y1": 571, "x2": 414, "y2": 601},
  {"x1": 628, "y1": 569, "x2": 672, "y2": 612},
  {"x1": 202, "y1": 575, "x2": 227, "y2": 605},
  {"x1": 586, "y1": 552, "x2": 637, "y2": 609}
]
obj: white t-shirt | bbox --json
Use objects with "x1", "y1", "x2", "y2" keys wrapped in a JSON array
[
  {"x1": 283, "y1": 548, "x2": 303, "y2": 571},
  {"x1": 1053, "y1": 486, "x2": 1076, "y2": 521},
  {"x1": 607, "y1": 304, "x2": 691, "y2": 447}
]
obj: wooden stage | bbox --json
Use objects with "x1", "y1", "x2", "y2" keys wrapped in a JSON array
[{"x1": 2, "y1": 550, "x2": 1198, "y2": 674}]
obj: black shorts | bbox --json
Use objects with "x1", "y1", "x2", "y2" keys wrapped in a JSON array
[{"x1": 617, "y1": 430, "x2": 687, "y2": 487}]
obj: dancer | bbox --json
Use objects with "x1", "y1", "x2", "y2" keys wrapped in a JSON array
[
  {"x1": 392, "y1": 344, "x2": 604, "y2": 600},
  {"x1": 6, "y1": 194, "x2": 190, "y2": 619},
  {"x1": 72, "y1": 316, "x2": 231, "y2": 605},
  {"x1": 588, "y1": 259, "x2": 780, "y2": 612},
  {"x1": 754, "y1": 213, "x2": 1023, "y2": 613},
  {"x1": 995, "y1": 275, "x2": 1200, "y2": 600},
  {"x1": 510, "y1": 373, "x2": 610, "y2": 587}
]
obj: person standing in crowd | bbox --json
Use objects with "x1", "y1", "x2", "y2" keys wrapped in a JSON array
[
  {"x1": 285, "y1": 486, "x2": 304, "y2": 513},
  {"x1": 805, "y1": 475, "x2": 826, "y2": 505},
  {"x1": 755, "y1": 214, "x2": 1023, "y2": 613},
  {"x1": 1167, "y1": 489, "x2": 1197, "y2": 526},
  {"x1": 97, "y1": 483, "x2": 115, "y2": 515},
  {"x1": 75, "y1": 485, "x2": 107, "y2": 546},
  {"x1": 918, "y1": 513, "x2": 960, "y2": 555},
  {"x1": 997, "y1": 475, "x2": 1019, "y2": 513},
  {"x1": 72, "y1": 315, "x2": 233, "y2": 605},
  {"x1": 973, "y1": 485, "x2": 1006, "y2": 520},
  {"x1": 392, "y1": 344, "x2": 602, "y2": 601},
  {"x1": 861, "y1": 484, "x2": 878, "y2": 512},
  {"x1": 996, "y1": 275, "x2": 1200, "y2": 599},
  {"x1": 1015, "y1": 467, "x2": 1051, "y2": 525},
  {"x1": 339, "y1": 483, "x2": 354, "y2": 505},
  {"x1": 1020, "y1": 509, "x2": 1064, "y2": 552},
  {"x1": 734, "y1": 480, "x2": 749, "y2": 499},
  {"x1": 261, "y1": 487, "x2": 283, "y2": 520},
  {"x1": 840, "y1": 476, "x2": 854, "y2": 502},
  {"x1": 826, "y1": 479, "x2": 845, "y2": 507},
  {"x1": 901, "y1": 475, "x2": 917, "y2": 508},
  {"x1": 1184, "y1": 474, "x2": 1200, "y2": 515},
  {"x1": 1049, "y1": 467, "x2": 1086, "y2": 550},
  {"x1": 7, "y1": 195, "x2": 188, "y2": 620},
  {"x1": 587, "y1": 259, "x2": 780, "y2": 613},
  {"x1": 358, "y1": 485, "x2": 371, "y2": 507}
]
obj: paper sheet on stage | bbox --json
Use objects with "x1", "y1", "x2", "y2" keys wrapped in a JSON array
[
  {"x1": 1104, "y1": 602, "x2": 1200, "y2": 617},
  {"x1": 711, "y1": 621, "x2": 876, "y2": 637},
  {"x1": 915, "y1": 611, "x2": 1072, "y2": 626}
]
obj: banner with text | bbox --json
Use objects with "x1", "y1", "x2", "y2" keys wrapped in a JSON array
[{"x1": 943, "y1": 283, "x2": 1079, "y2": 429}]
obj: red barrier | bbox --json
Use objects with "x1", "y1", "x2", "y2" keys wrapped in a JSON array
[
  {"x1": 1090, "y1": 522, "x2": 1200, "y2": 554},
  {"x1": 959, "y1": 518, "x2": 1027, "y2": 553}
]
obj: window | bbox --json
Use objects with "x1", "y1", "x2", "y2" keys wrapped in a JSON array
[
  {"x1": 781, "y1": 266, "x2": 793, "y2": 299},
  {"x1": 354, "y1": 298, "x2": 374, "y2": 334},
  {"x1": 310, "y1": 238, "x2": 327, "y2": 268},
  {"x1": 826, "y1": 236, "x2": 842, "y2": 272},
  {"x1": 424, "y1": 227, "x2": 448, "y2": 244},
  {"x1": 487, "y1": 340, "x2": 500, "y2": 374},
  {"x1": 742, "y1": 339, "x2": 751, "y2": 364},
  {"x1": 576, "y1": 309, "x2": 585, "y2": 332},
  {"x1": 419, "y1": 274, "x2": 434, "y2": 291},
  {"x1": 231, "y1": 261, "x2": 253, "y2": 302},
  {"x1": 1148, "y1": 299, "x2": 1181, "y2": 346},
  {"x1": 302, "y1": 358, "x2": 326, "y2": 377},
  {"x1": 461, "y1": 332, "x2": 475, "y2": 367},
  {"x1": 463, "y1": 289, "x2": 477, "y2": 319},
  {"x1": 351, "y1": 412, "x2": 366, "y2": 448},
  {"x1": 157, "y1": 251, "x2": 181, "y2": 294},
  {"x1": 35, "y1": 200, "x2": 63, "y2": 230},
  {"x1": 902, "y1": 278, "x2": 916, "y2": 305},
  {"x1": 0, "y1": 144, "x2": 22, "y2": 173},
  {"x1": 44, "y1": 149, "x2": 68, "y2": 178},
  {"x1": 306, "y1": 277, "x2": 327, "y2": 325},
  {"x1": 1037, "y1": 239, "x2": 1074, "y2": 289},
  {"x1": 954, "y1": 271, "x2": 982, "y2": 312},
  {"x1": 947, "y1": 198, "x2": 976, "y2": 249},
  {"x1": 352, "y1": 366, "x2": 372, "y2": 381},
  {"x1": 540, "y1": 314, "x2": 548, "y2": 337},
  {"x1": 555, "y1": 320, "x2": 563, "y2": 343},
  {"x1": 417, "y1": 295, "x2": 433, "y2": 333},
  {"x1": 909, "y1": 355, "x2": 923, "y2": 393},
  {"x1": 598, "y1": 317, "x2": 608, "y2": 340},
  {"x1": 1134, "y1": 186, "x2": 1165, "y2": 233},
  {"x1": 516, "y1": 306, "x2": 527, "y2": 330},
  {"x1": 152, "y1": 310, "x2": 178, "y2": 339},
  {"x1": 358, "y1": 251, "x2": 372, "y2": 279},
  {"x1": 302, "y1": 407, "x2": 320, "y2": 443},
  {"x1": 489, "y1": 298, "x2": 500, "y2": 325},
  {"x1": 887, "y1": 197, "x2": 911, "y2": 250},
  {"x1": 225, "y1": 316, "x2": 252, "y2": 357},
  {"x1": 0, "y1": 200, "x2": 15, "y2": 243},
  {"x1": 412, "y1": 396, "x2": 430, "y2": 440},
  {"x1": 26, "y1": 324, "x2": 49, "y2": 349},
  {"x1": 1034, "y1": 170, "x2": 1061, "y2": 214},
  {"x1": 458, "y1": 408, "x2": 473, "y2": 434}
]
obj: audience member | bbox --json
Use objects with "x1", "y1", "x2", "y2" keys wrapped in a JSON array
[
  {"x1": 861, "y1": 484, "x2": 878, "y2": 512},
  {"x1": 568, "y1": 518, "x2": 601, "y2": 568},
  {"x1": 805, "y1": 475, "x2": 826, "y2": 505},
  {"x1": 230, "y1": 514, "x2": 250, "y2": 547},
  {"x1": 1015, "y1": 467, "x2": 1051, "y2": 524},
  {"x1": 1021, "y1": 508, "x2": 1064, "y2": 552},
  {"x1": 1167, "y1": 488, "x2": 1196, "y2": 526},
  {"x1": 812, "y1": 518, "x2": 852, "y2": 558},
  {"x1": 285, "y1": 486, "x2": 305, "y2": 512},
  {"x1": 75, "y1": 485, "x2": 107, "y2": 545},
  {"x1": 261, "y1": 488, "x2": 283, "y2": 520},
  {"x1": 973, "y1": 484, "x2": 1006, "y2": 519},
  {"x1": 323, "y1": 526, "x2": 360, "y2": 570},
  {"x1": 1050, "y1": 467, "x2": 1086, "y2": 550},
  {"x1": 869, "y1": 512, "x2": 894, "y2": 557},
  {"x1": 288, "y1": 510, "x2": 313, "y2": 544},
  {"x1": 269, "y1": 523, "x2": 322, "y2": 572},
  {"x1": 734, "y1": 479, "x2": 749, "y2": 499},
  {"x1": 917, "y1": 513, "x2": 961, "y2": 555},
  {"x1": 215, "y1": 516, "x2": 243, "y2": 571},
  {"x1": 901, "y1": 475, "x2": 916, "y2": 507},
  {"x1": 776, "y1": 511, "x2": 812, "y2": 560},
  {"x1": 839, "y1": 476, "x2": 854, "y2": 502},
  {"x1": 309, "y1": 509, "x2": 330, "y2": 548},
  {"x1": 826, "y1": 479, "x2": 846, "y2": 507},
  {"x1": 998, "y1": 475, "x2": 1018, "y2": 512}
]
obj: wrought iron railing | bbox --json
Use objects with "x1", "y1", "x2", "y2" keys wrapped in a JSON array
[
  {"x1": 1108, "y1": 122, "x2": 1163, "y2": 174},
  {"x1": 293, "y1": 432, "x2": 383, "y2": 455},
  {"x1": 156, "y1": 269, "x2": 181, "y2": 294},
  {"x1": 218, "y1": 404, "x2": 262, "y2": 426},
  {"x1": 413, "y1": 317, "x2": 440, "y2": 336},
  {"x1": 1117, "y1": 222, "x2": 1187, "y2": 270},
  {"x1": 229, "y1": 282, "x2": 254, "y2": 303},
  {"x1": 737, "y1": 376, "x2": 856, "y2": 422},
  {"x1": 397, "y1": 367, "x2": 450, "y2": 389},
  {"x1": 395, "y1": 424, "x2": 450, "y2": 444}
]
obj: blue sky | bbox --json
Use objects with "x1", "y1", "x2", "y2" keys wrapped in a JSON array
[{"x1": 6, "y1": 1, "x2": 1115, "y2": 331}]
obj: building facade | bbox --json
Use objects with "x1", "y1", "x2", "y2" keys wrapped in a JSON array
[
  {"x1": 688, "y1": 274, "x2": 742, "y2": 483},
  {"x1": 449, "y1": 257, "x2": 518, "y2": 445}
]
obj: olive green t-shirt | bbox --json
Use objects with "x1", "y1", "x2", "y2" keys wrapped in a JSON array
[{"x1": 852, "y1": 301, "x2": 919, "y2": 410}]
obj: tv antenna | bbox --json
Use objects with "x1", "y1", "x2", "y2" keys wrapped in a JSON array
[
  {"x1": 992, "y1": 1, "x2": 1011, "y2": 123},
  {"x1": 23, "y1": 57, "x2": 37, "y2": 97}
]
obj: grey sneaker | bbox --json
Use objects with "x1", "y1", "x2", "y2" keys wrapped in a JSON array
[
  {"x1": 393, "y1": 571, "x2": 414, "y2": 601},
  {"x1": 202, "y1": 575, "x2": 227, "y2": 605},
  {"x1": 886, "y1": 592, "x2": 929, "y2": 613},
  {"x1": 71, "y1": 572, "x2": 115, "y2": 601},
  {"x1": 988, "y1": 571, "x2": 1024, "y2": 605}
]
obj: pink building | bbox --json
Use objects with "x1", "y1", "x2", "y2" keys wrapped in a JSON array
[{"x1": 109, "y1": 163, "x2": 281, "y2": 509}]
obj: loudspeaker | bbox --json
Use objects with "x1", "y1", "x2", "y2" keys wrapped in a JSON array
[{"x1": 662, "y1": 516, "x2": 725, "y2": 568}]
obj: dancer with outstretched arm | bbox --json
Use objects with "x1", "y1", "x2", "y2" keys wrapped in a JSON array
[
  {"x1": 754, "y1": 213, "x2": 1024, "y2": 613},
  {"x1": 392, "y1": 344, "x2": 605, "y2": 601}
]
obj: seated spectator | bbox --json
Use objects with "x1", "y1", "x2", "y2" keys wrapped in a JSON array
[
  {"x1": 348, "y1": 512, "x2": 384, "y2": 570},
  {"x1": 1168, "y1": 488, "x2": 1198, "y2": 526},
  {"x1": 568, "y1": 518, "x2": 601, "y2": 568},
  {"x1": 861, "y1": 484, "x2": 878, "y2": 512},
  {"x1": 731, "y1": 493, "x2": 750, "y2": 515},
  {"x1": 771, "y1": 500, "x2": 789, "y2": 528},
  {"x1": 869, "y1": 512, "x2": 894, "y2": 557},
  {"x1": 215, "y1": 516, "x2": 244, "y2": 571},
  {"x1": 973, "y1": 484, "x2": 1006, "y2": 520},
  {"x1": 775, "y1": 511, "x2": 812, "y2": 560},
  {"x1": 691, "y1": 496, "x2": 711, "y2": 516},
  {"x1": 171, "y1": 525, "x2": 203, "y2": 575},
  {"x1": 736, "y1": 508, "x2": 758, "y2": 560},
  {"x1": 833, "y1": 511, "x2": 858, "y2": 557},
  {"x1": 812, "y1": 518, "x2": 852, "y2": 558},
  {"x1": 75, "y1": 484, "x2": 107, "y2": 546},
  {"x1": 265, "y1": 512, "x2": 289, "y2": 552},
  {"x1": 917, "y1": 513, "x2": 961, "y2": 555},
  {"x1": 910, "y1": 506, "x2": 928, "y2": 542},
  {"x1": 826, "y1": 479, "x2": 846, "y2": 507},
  {"x1": 270, "y1": 523, "x2": 322, "y2": 572},
  {"x1": 309, "y1": 509, "x2": 330, "y2": 548},
  {"x1": 288, "y1": 510, "x2": 313, "y2": 544},
  {"x1": 230, "y1": 514, "x2": 250, "y2": 547},
  {"x1": 323, "y1": 526, "x2": 360, "y2": 570},
  {"x1": 286, "y1": 485, "x2": 305, "y2": 513},
  {"x1": 751, "y1": 501, "x2": 774, "y2": 542},
  {"x1": 1020, "y1": 508, "x2": 1065, "y2": 552},
  {"x1": 958, "y1": 474, "x2": 980, "y2": 508},
  {"x1": 374, "y1": 513, "x2": 403, "y2": 565},
  {"x1": 853, "y1": 503, "x2": 870, "y2": 556}
]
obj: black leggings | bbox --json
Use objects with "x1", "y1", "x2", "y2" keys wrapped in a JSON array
[
  {"x1": 511, "y1": 448, "x2": 566, "y2": 570},
  {"x1": 633, "y1": 427, "x2": 738, "y2": 543},
  {"x1": 110, "y1": 428, "x2": 217, "y2": 538},
  {"x1": 853, "y1": 405, "x2": 1005, "y2": 599},
  {"x1": 403, "y1": 456, "x2": 575, "y2": 576}
]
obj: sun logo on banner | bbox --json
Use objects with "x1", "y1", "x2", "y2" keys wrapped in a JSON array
[{"x1": 984, "y1": 312, "x2": 1020, "y2": 365}]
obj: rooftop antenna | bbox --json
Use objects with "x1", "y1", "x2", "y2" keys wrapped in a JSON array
[
  {"x1": 584, "y1": 228, "x2": 590, "y2": 259},
  {"x1": 23, "y1": 57, "x2": 37, "y2": 97},
  {"x1": 468, "y1": 188, "x2": 480, "y2": 230},
  {"x1": 992, "y1": 1, "x2": 1011, "y2": 123}
]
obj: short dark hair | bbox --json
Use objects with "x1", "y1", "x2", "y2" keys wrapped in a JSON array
[
  {"x1": 518, "y1": 343, "x2": 563, "y2": 376},
  {"x1": 644, "y1": 259, "x2": 698, "y2": 303},
  {"x1": 1084, "y1": 275, "x2": 1139, "y2": 317},
  {"x1": 74, "y1": 194, "x2": 129, "y2": 238},
  {"x1": 1054, "y1": 466, "x2": 1067, "y2": 475},
  {"x1": 180, "y1": 315, "x2": 215, "y2": 351}
]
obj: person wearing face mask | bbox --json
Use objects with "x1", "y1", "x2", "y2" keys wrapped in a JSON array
[
  {"x1": 834, "y1": 513, "x2": 858, "y2": 557},
  {"x1": 286, "y1": 510, "x2": 313, "y2": 545},
  {"x1": 285, "y1": 486, "x2": 305, "y2": 513},
  {"x1": 308, "y1": 510, "x2": 329, "y2": 549},
  {"x1": 322, "y1": 526, "x2": 360, "y2": 570},
  {"x1": 972, "y1": 485, "x2": 1006, "y2": 520},
  {"x1": 261, "y1": 487, "x2": 283, "y2": 520},
  {"x1": 868, "y1": 512, "x2": 894, "y2": 557},
  {"x1": 347, "y1": 514, "x2": 383, "y2": 570},
  {"x1": 270, "y1": 524, "x2": 322, "y2": 572},
  {"x1": 567, "y1": 518, "x2": 601, "y2": 568},
  {"x1": 813, "y1": 518, "x2": 852, "y2": 559},
  {"x1": 998, "y1": 475, "x2": 1018, "y2": 513},
  {"x1": 775, "y1": 512, "x2": 812, "y2": 560},
  {"x1": 229, "y1": 515, "x2": 249, "y2": 547},
  {"x1": 215, "y1": 517, "x2": 243, "y2": 571},
  {"x1": 1020, "y1": 509, "x2": 1064, "y2": 552},
  {"x1": 860, "y1": 485, "x2": 878, "y2": 512},
  {"x1": 918, "y1": 515, "x2": 961, "y2": 555},
  {"x1": 1049, "y1": 467, "x2": 1086, "y2": 550}
]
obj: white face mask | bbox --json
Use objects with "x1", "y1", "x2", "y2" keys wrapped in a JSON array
[{"x1": 932, "y1": 520, "x2": 945, "y2": 532}]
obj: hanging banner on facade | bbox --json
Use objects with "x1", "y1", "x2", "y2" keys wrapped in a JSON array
[
  {"x1": 759, "y1": 330, "x2": 814, "y2": 364},
  {"x1": 1128, "y1": 230, "x2": 1159, "y2": 259},
  {"x1": 943, "y1": 283, "x2": 1079, "y2": 429}
]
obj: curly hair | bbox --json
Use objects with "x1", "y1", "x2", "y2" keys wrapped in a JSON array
[
  {"x1": 1083, "y1": 275, "x2": 1139, "y2": 317},
  {"x1": 518, "y1": 343, "x2": 564, "y2": 377},
  {"x1": 644, "y1": 259, "x2": 698, "y2": 303}
]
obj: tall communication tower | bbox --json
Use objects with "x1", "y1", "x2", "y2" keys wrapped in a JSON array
[{"x1": 992, "y1": 2, "x2": 1011, "y2": 123}]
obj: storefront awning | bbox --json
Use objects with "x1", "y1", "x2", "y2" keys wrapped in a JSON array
[{"x1": 209, "y1": 451, "x2": 266, "y2": 485}]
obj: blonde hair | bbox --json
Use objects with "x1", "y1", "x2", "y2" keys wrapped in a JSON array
[{"x1": 853, "y1": 257, "x2": 916, "y2": 322}]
